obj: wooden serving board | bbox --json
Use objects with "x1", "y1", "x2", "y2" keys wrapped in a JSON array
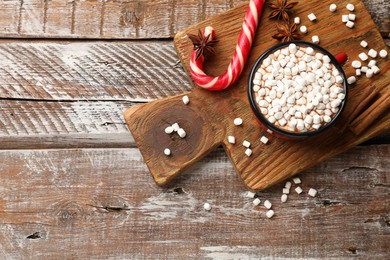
[{"x1": 124, "y1": 0, "x2": 389, "y2": 190}]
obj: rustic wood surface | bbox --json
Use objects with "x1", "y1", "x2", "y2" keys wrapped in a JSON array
[
  {"x1": 0, "y1": 0, "x2": 389, "y2": 258},
  {"x1": 126, "y1": 0, "x2": 389, "y2": 190}
]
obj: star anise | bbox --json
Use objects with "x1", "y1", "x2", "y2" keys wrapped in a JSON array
[
  {"x1": 268, "y1": 0, "x2": 298, "y2": 21},
  {"x1": 272, "y1": 22, "x2": 300, "y2": 42},
  {"x1": 187, "y1": 29, "x2": 218, "y2": 60}
]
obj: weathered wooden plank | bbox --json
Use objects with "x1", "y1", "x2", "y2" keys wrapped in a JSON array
[
  {"x1": 0, "y1": 145, "x2": 388, "y2": 258},
  {"x1": 0, "y1": 0, "x2": 248, "y2": 39},
  {"x1": 19, "y1": 0, "x2": 44, "y2": 35},
  {"x1": 0, "y1": 40, "x2": 191, "y2": 101},
  {"x1": 0, "y1": 100, "x2": 135, "y2": 149},
  {"x1": 0, "y1": 0, "x2": 386, "y2": 39}
]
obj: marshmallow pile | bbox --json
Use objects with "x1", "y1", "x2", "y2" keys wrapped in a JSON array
[{"x1": 252, "y1": 43, "x2": 345, "y2": 133}]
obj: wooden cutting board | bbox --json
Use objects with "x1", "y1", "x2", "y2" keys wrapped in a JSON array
[{"x1": 124, "y1": 0, "x2": 389, "y2": 190}]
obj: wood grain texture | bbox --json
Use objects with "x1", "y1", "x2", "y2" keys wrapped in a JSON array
[
  {"x1": 0, "y1": 100, "x2": 134, "y2": 149},
  {"x1": 0, "y1": 0, "x2": 248, "y2": 39},
  {"x1": 126, "y1": 0, "x2": 390, "y2": 190},
  {"x1": 0, "y1": 40, "x2": 192, "y2": 148},
  {"x1": 0, "y1": 0, "x2": 387, "y2": 39},
  {"x1": 0, "y1": 40, "x2": 191, "y2": 101},
  {"x1": 0, "y1": 145, "x2": 388, "y2": 259}
]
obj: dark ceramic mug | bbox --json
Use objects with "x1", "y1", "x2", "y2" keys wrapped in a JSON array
[{"x1": 248, "y1": 41, "x2": 348, "y2": 139}]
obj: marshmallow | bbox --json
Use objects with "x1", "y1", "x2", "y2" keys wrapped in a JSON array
[
  {"x1": 308, "y1": 13, "x2": 317, "y2": 21},
  {"x1": 300, "y1": 25, "x2": 308, "y2": 34},
  {"x1": 351, "y1": 60, "x2": 361, "y2": 68},
  {"x1": 329, "y1": 3, "x2": 337, "y2": 12},
  {"x1": 360, "y1": 40, "x2": 368, "y2": 48},
  {"x1": 266, "y1": 209, "x2": 275, "y2": 218},
  {"x1": 368, "y1": 49, "x2": 378, "y2": 58},
  {"x1": 281, "y1": 194, "x2": 288, "y2": 203},
  {"x1": 347, "y1": 76, "x2": 356, "y2": 84},
  {"x1": 260, "y1": 136, "x2": 269, "y2": 144},
  {"x1": 308, "y1": 188, "x2": 318, "y2": 197},
  {"x1": 234, "y1": 117, "x2": 243, "y2": 125},
  {"x1": 346, "y1": 3, "x2": 355, "y2": 11},
  {"x1": 165, "y1": 126, "x2": 174, "y2": 134},
  {"x1": 243, "y1": 140, "x2": 251, "y2": 148},
  {"x1": 379, "y1": 49, "x2": 388, "y2": 58},
  {"x1": 346, "y1": 21, "x2": 354, "y2": 28},
  {"x1": 228, "y1": 136, "x2": 235, "y2": 144},
  {"x1": 358, "y1": 52, "x2": 368, "y2": 61},
  {"x1": 312, "y1": 35, "x2": 320, "y2": 44},
  {"x1": 253, "y1": 198, "x2": 261, "y2": 206},
  {"x1": 182, "y1": 95, "x2": 190, "y2": 105}
]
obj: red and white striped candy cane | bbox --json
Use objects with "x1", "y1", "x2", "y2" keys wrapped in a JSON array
[{"x1": 190, "y1": 0, "x2": 265, "y2": 91}]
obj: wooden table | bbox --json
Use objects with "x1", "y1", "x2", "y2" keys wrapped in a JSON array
[{"x1": 0, "y1": 0, "x2": 388, "y2": 258}]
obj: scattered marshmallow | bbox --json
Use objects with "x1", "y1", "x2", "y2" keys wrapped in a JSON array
[
  {"x1": 360, "y1": 66, "x2": 368, "y2": 73},
  {"x1": 228, "y1": 135, "x2": 235, "y2": 144},
  {"x1": 312, "y1": 35, "x2": 320, "y2": 44},
  {"x1": 182, "y1": 95, "x2": 190, "y2": 105},
  {"x1": 355, "y1": 69, "x2": 361, "y2": 76},
  {"x1": 295, "y1": 186, "x2": 303, "y2": 194},
  {"x1": 342, "y1": 15, "x2": 349, "y2": 23},
  {"x1": 234, "y1": 117, "x2": 243, "y2": 126},
  {"x1": 243, "y1": 140, "x2": 251, "y2": 148},
  {"x1": 266, "y1": 209, "x2": 275, "y2": 218},
  {"x1": 360, "y1": 40, "x2": 368, "y2": 48},
  {"x1": 348, "y1": 13, "x2": 356, "y2": 21},
  {"x1": 281, "y1": 194, "x2": 288, "y2": 203},
  {"x1": 379, "y1": 49, "x2": 388, "y2": 58},
  {"x1": 308, "y1": 188, "x2": 318, "y2": 197},
  {"x1": 293, "y1": 177, "x2": 301, "y2": 184},
  {"x1": 347, "y1": 76, "x2": 356, "y2": 84},
  {"x1": 346, "y1": 21, "x2": 354, "y2": 28},
  {"x1": 264, "y1": 200, "x2": 272, "y2": 209},
  {"x1": 245, "y1": 148, "x2": 252, "y2": 157},
  {"x1": 285, "y1": 181, "x2": 292, "y2": 189},
  {"x1": 368, "y1": 49, "x2": 378, "y2": 58},
  {"x1": 351, "y1": 60, "x2": 362, "y2": 68},
  {"x1": 283, "y1": 188, "x2": 290, "y2": 194},
  {"x1": 165, "y1": 126, "x2": 174, "y2": 134},
  {"x1": 172, "y1": 123, "x2": 180, "y2": 131},
  {"x1": 308, "y1": 13, "x2": 317, "y2": 21},
  {"x1": 164, "y1": 148, "x2": 171, "y2": 156},
  {"x1": 372, "y1": 65, "x2": 380, "y2": 74},
  {"x1": 246, "y1": 191, "x2": 256, "y2": 198},
  {"x1": 368, "y1": 60, "x2": 377, "y2": 68},
  {"x1": 177, "y1": 128, "x2": 186, "y2": 138},
  {"x1": 329, "y1": 3, "x2": 337, "y2": 12},
  {"x1": 358, "y1": 52, "x2": 368, "y2": 61},
  {"x1": 294, "y1": 17, "x2": 300, "y2": 24},
  {"x1": 346, "y1": 3, "x2": 355, "y2": 11},
  {"x1": 203, "y1": 202, "x2": 211, "y2": 211},
  {"x1": 366, "y1": 69, "x2": 373, "y2": 78},
  {"x1": 253, "y1": 198, "x2": 261, "y2": 206},
  {"x1": 300, "y1": 25, "x2": 308, "y2": 34},
  {"x1": 260, "y1": 136, "x2": 269, "y2": 144}
]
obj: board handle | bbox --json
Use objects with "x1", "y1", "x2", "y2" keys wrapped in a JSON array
[{"x1": 124, "y1": 92, "x2": 225, "y2": 186}]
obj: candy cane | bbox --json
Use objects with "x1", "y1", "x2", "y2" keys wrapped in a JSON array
[{"x1": 190, "y1": 0, "x2": 265, "y2": 91}]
